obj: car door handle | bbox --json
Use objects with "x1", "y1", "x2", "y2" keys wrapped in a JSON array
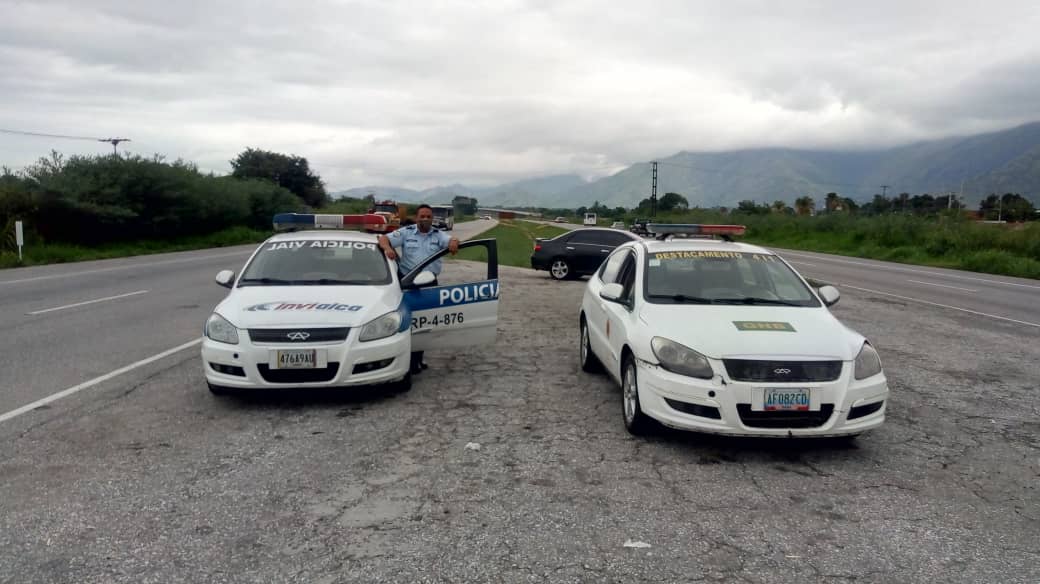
[
  {"x1": 566, "y1": 246, "x2": 575, "y2": 250},
  {"x1": 600, "y1": 249, "x2": 609, "y2": 253}
]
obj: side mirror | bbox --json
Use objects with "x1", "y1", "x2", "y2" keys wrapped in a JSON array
[
  {"x1": 599, "y1": 283, "x2": 626, "y2": 303},
  {"x1": 818, "y1": 285, "x2": 840, "y2": 307},
  {"x1": 412, "y1": 270, "x2": 437, "y2": 287},
  {"x1": 215, "y1": 270, "x2": 235, "y2": 289}
]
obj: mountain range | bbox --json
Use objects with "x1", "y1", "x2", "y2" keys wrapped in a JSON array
[{"x1": 331, "y1": 121, "x2": 1040, "y2": 209}]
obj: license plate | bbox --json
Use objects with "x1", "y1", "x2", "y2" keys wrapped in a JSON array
[
  {"x1": 763, "y1": 388, "x2": 810, "y2": 411},
  {"x1": 276, "y1": 349, "x2": 316, "y2": 369}
]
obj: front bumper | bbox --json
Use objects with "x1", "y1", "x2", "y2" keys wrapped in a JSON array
[
  {"x1": 636, "y1": 360, "x2": 888, "y2": 437},
  {"x1": 202, "y1": 328, "x2": 411, "y2": 389}
]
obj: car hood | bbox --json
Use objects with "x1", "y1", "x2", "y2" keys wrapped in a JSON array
[
  {"x1": 215, "y1": 285, "x2": 400, "y2": 328},
  {"x1": 638, "y1": 304, "x2": 864, "y2": 360}
]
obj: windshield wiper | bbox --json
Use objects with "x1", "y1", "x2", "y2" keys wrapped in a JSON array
[
  {"x1": 712, "y1": 297, "x2": 803, "y2": 306},
  {"x1": 646, "y1": 293, "x2": 711, "y2": 304},
  {"x1": 238, "y1": 277, "x2": 294, "y2": 286},
  {"x1": 295, "y1": 278, "x2": 367, "y2": 285}
]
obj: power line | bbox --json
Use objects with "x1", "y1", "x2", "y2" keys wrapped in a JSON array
[
  {"x1": 0, "y1": 127, "x2": 102, "y2": 141},
  {"x1": 0, "y1": 127, "x2": 133, "y2": 154}
]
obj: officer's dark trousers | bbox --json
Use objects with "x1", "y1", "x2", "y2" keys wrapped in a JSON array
[{"x1": 406, "y1": 274, "x2": 438, "y2": 372}]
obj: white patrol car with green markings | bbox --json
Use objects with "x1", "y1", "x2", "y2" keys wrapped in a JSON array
[
  {"x1": 579, "y1": 224, "x2": 888, "y2": 438},
  {"x1": 202, "y1": 213, "x2": 499, "y2": 394}
]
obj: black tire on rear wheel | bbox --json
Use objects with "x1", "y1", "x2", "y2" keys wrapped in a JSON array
[
  {"x1": 622, "y1": 356, "x2": 655, "y2": 436},
  {"x1": 549, "y1": 258, "x2": 571, "y2": 280},
  {"x1": 579, "y1": 317, "x2": 602, "y2": 373}
]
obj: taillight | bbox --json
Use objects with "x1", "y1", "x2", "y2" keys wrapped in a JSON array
[{"x1": 534, "y1": 244, "x2": 542, "y2": 251}]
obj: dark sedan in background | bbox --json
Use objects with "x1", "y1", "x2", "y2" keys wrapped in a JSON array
[{"x1": 531, "y1": 228, "x2": 642, "y2": 280}]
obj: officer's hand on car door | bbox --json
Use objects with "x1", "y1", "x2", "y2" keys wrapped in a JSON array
[{"x1": 448, "y1": 238, "x2": 459, "y2": 254}]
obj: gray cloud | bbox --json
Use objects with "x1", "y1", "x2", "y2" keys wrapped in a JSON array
[{"x1": 2, "y1": 0, "x2": 1039, "y2": 189}]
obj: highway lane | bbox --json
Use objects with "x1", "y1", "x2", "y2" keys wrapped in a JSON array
[{"x1": 0, "y1": 220, "x2": 497, "y2": 417}]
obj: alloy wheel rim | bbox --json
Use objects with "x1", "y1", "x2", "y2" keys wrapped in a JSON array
[{"x1": 623, "y1": 365, "x2": 636, "y2": 423}]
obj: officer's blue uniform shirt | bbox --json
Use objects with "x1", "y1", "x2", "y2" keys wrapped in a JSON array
[{"x1": 386, "y1": 224, "x2": 452, "y2": 275}]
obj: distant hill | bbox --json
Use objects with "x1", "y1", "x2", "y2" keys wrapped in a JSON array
[{"x1": 334, "y1": 121, "x2": 1040, "y2": 208}]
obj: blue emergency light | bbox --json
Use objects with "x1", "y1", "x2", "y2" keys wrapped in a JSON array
[
  {"x1": 647, "y1": 224, "x2": 746, "y2": 240},
  {"x1": 273, "y1": 213, "x2": 388, "y2": 231}
]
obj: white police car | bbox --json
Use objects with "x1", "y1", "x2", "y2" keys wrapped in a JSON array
[
  {"x1": 202, "y1": 213, "x2": 500, "y2": 394},
  {"x1": 579, "y1": 224, "x2": 888, "y2": 437}
]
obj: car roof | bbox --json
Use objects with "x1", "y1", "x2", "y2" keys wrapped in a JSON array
[
  {"x1": 570, "y1": 227, "x2": 639, "y2": 236},
  {"x1": 632, "y1": 238, "x2": 775, "y2": 255},
  {"x1": 265, "y1": 230, "x2": 381, "y2": 244}
]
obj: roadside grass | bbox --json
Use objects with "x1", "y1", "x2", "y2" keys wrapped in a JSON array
[
  {"x1": 0, "y1": 226, "x2": 271, "y2": 269},
  {"x1": 454, "y1": 220, "x2": 568, "y2": 268}
]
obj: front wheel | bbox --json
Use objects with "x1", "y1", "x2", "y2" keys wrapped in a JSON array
[
  {"x1": 579, "y1": 317, "x2": 602, "y2": 373},
  {"x1": 622, "y1": 357, "x2": 655, "y2": 436},
  {"x1": 549, "y1": 258, "x2": 571, "y2": 280}
]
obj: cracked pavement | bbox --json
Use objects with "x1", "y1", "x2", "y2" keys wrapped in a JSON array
[{"x1": 1, "y1": 262, "x2": 1038, "y2": 583}]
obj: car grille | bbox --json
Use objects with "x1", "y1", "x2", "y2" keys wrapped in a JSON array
[
  {"x1": 248, "y1": 328, "x2": 350, "y2": 344},
  {"x1": 257, "y1": 363, "x2": 340, "y2": 383},
  {"x1": 723, "y1": 360, "x2": 842, "y2": 382},
  {"x1": 736, "y1": 404, "x2": 835, "y2": 429}
]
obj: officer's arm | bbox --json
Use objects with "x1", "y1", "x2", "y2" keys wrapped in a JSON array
[{"x1": 378, "y1": 234, "x2": 398, "y2": 260}]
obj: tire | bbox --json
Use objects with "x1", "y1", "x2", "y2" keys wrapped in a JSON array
[
  {"x1": 621, "y1": 356, "x2": 654, "y2": 436},
  {"x1": 579, "y1": 317, "x2": 602, "y2": 373},
  {"x1": 388, "y1": 372, "x2": 412, "y2": 393},
  {"x1": 549, "y1": 257, "x2": 572, "y2": 280},
  {"x1": 207, "y1": 382, "x2": 233, "y2": 396}
]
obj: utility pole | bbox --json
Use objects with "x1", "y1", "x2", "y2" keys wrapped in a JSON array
[
  {"x1": 650, "y1": 161, "x2": 658, "y2": 217},
  {"x1": 99, "y1": 137, "x2": 131, "y2": 155}
]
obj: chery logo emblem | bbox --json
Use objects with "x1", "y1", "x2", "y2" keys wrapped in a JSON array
[
  {"x1": 773, "y1": 368, "x2": 791, "y2": 375},
  {"x1": 287, "y1": 332, "x2": 310, "y2": 341}
]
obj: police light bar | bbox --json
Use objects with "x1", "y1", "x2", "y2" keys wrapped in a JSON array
[
  {"x1": 647, "y1": 224, "x2": 747, "y2": 239},
  {"x1": 273, "y1": 213, "x2": 388, "y2": 231}
]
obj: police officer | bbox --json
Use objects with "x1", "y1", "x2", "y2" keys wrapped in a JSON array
[{"x1": 378, "y1": 204, "x2": 460, "y2": 374}]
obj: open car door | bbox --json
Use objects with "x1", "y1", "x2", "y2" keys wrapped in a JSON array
[{"x1": 399, "y1": 239, "x2": 499, "y2": 351}]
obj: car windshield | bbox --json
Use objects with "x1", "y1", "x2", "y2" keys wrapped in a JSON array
[
  {"x1": 239, "y1": 239, "x2": 391, "y2": 286},
  {"x1": 644, "y1": 250, "x2": 819, "y2": 307}
]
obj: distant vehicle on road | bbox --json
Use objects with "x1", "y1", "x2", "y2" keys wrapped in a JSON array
[
  {"x1": 583, "y1": 213, "x2": 598, "y2": 226},
  {"x1": 610, "y1": 221, "x2": 625, "y2": 229},
  {"x1": 531, "y1": 227, "x2": 641, "y2": 280},
  {"x1": 430, "y1": 204, "x2": 454, "y2": 230},
  {"x1": 553, "y1": 217, "x2": 567, "y2": 223}
]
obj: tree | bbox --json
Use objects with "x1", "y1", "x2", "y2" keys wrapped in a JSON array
[
  {"x1": 771, "y1": 200, "x2": 789, "y2": 213},
  {"x1": 736, "y1": 200, "x2": 769, "y2": 215},
  {"x1": 794, "y1": 196, "x2": 815, "y2": 216},
  {"x1": 824, "y1": 192, "x2": 844, "y2": 212},
  {"x1": 980, "y1": 193, "x2": 1036, "y2": 221},
  {"x1": 658, "y1": 192, "x2": 689, "y2": 212},
  {"x1": 230, "y1": 148, "x2": 328, "y2": 207}
]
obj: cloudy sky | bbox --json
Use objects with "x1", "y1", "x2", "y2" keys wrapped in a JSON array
[{"x1": 2, "y1": 0, "x2": 1039, "y2": 190}]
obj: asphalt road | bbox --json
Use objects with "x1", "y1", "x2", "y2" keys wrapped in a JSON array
[{"x1": 1, "y1": 219, "x2": 1038, "y2": 583}]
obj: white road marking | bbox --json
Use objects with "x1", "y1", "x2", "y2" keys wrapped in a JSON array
[
  {"x1": 0, "y1": 338, "x2": 203, "y2": 424},
  {"x1": 789, "y1": 261, "x2": 818, "y2": 267},
  {"x1": 0, "y1": 249, "x2": 253, "y2": 285},
  {"x1": 840, "y1": 284, "x2": 1040, "y2": 328},
  {"x1": 905, "y1": 280, "x2": 978, "y2": 293},
  {"x1": 779, "y1": 251, "x2": 1040, "y2": 290},
  {"x1": 27, "y1": 290, "x2": 149, "y2": 315}
]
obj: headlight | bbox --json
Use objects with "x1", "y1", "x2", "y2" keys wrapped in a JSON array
[
  {"x1": 359, "y1": 311, "x2": 402, "y2": 342},
  {"x1": 205, "y1": 313, "x2": 239, "y2": 345},
  {"x1": 650, "y1": 337, "x2": 713, "y2": 379},
  {"x1": 854, "y1": 342, "x2": 883, "y2": 380}
]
